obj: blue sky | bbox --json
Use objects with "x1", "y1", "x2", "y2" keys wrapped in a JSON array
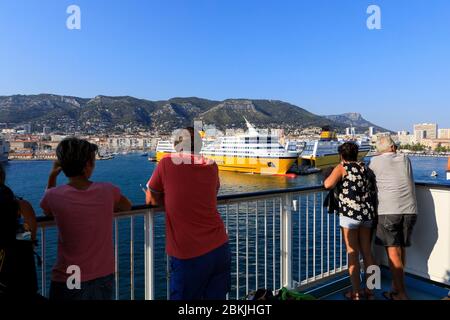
[{"x1": 0, "y1": 0, "x2": 449, "y2": 131}]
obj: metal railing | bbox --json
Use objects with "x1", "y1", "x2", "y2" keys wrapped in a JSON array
[{"x1": 35, "y1": 185, "x2": 347, "y2": 300}]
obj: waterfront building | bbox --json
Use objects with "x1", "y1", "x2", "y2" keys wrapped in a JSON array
[
  {"x1": 421, "y1": 138, "x2": 450, "y2": 150},
  {"x1": 50, "y1": 134, "x2": 68, "y2": 142},
  {"x1": 1, "y1": 128, "x2": 16, "y2": 134},
  {"x1": 398, "y1": 131, "x2": 416, "y2": 145},
  {"x1": 414, "y1": 123, "x2": 438, "y2": 142},
  {"x1": 38, "y1": 141, "x2": 60, "y2": 151},
  {"x1": 106, "y1": 136, "x2": 151, "y2": 151},
  {"x1": 438, "y1": 128, "x2": 450, "y2": 139},
  {"x1": 16, "y1": 123, "x2": 32, "y2": 134},
  {"x1": 9, "y1": 140, "x2": 38, "y2": 151},
  {"x1": 42, "y1": 126, "x2": 51, "y2": 135}
]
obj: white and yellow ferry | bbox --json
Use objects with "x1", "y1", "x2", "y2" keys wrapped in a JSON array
[
  {"x1": 154, "y1": 120, "x2": 299, "y2": 175},
  {"x1": 298, "y1": 127, "x2": 371, "y2": 172},
  {"x1": 154, "y1": 139, "x2": 176, "y2": 162}
]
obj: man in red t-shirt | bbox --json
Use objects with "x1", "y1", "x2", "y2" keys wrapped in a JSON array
[{"x1": 146, "y1": 127, "x2": 230, "y2": 300}]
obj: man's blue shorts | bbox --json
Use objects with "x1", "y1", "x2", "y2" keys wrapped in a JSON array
[{"x1": 169, "y1": 242, "x2": 231, "y2": 300}]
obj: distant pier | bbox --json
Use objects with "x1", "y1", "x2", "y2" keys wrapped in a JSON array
[
  {"x1": 8, "y1": 152, "x2": 57, "y2": 161},
  {"x1": 402, "y1": 152, "x2": 450, "y2": 158}
]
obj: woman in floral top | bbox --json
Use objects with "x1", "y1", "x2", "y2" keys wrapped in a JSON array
[{"x1": 324, "y1": 142, "x2": 377, "y2": 300}]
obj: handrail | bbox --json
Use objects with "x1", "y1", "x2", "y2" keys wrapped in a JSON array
[
  {"x1": 35, "y1": 182, "x2": 450, "y2": 224},
  {"x1": 415, "y1": 181, "x2": 450, "y2": 189},
  {"x1": 35, "y1": 185, "x2": 326, "y2": 224},
  {"x1": 217, "y1": 185, "x2": 325, "y2": 201}
]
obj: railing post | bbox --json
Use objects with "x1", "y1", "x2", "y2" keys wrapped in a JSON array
[
  {"x1": 114, "y1": 219, "x2": 119, "y2": 300},
  {"x1": 130, "y1": 216, "x2": 135, "y2": 300},
  {"x1": 281, "y1": 194, "x2": 293, "y2": 289},
  {"x1": 144, "y1": 209, "x2": 155, "y2": 300},
  {"x1": 40, "y1": 227, "x2": 47, "y2": 297}
]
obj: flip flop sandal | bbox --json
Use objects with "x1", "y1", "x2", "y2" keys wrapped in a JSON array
[
  {"x1": 382, "y1": 291, "x2": 398, "y2": 300},
  {"x1": 344, "y1": 291, "x2": 362, "y2": 300}
]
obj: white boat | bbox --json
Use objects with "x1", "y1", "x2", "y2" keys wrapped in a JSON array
[
  {"x1": 154, "y1": 140, "x2": 176, "y2": 161},
  {"x1": 0, "y1": 137, "x2": 10, "y2": 164},
  {"x1": 97, "y1": 154, "x2": 115, "y2": 161},
  {"x1": 201, "y1": 120, "x2": 299, "y2": 175},
  {"x1": 298, "y1": 127, "x2": 371, "y2": 174},
  {"x1": 155, "y1": 120, "x2": 299, "y2": 175}
]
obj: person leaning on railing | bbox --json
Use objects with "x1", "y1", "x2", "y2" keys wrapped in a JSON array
[
  {"x1": 40, "y1": 138, "x2": 132, "y2": 301},
  {"x1": 145, "y1": 127, "x2": 231, "y2": 300},
  {"x1": 324, "y1": 142, "x2": 377, "y2": 300},
  {"x1": 369, "y1": 135, "x2": 418, "y2": 301},
  {"x1": 0, "y1": 165, "x2": 39, "y2": 299},
  {"x1": 0, "y1": 165, "x2": 37, "y2": 242}
]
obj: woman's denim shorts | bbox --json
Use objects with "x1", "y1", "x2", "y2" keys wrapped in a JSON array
[{"x1": 339, "y1": 215, "x2": 373, "y2": 230}]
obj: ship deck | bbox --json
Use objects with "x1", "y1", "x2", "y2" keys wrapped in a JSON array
[{"x1": 310, "y1": 268, "x2": 449, "y2": 300}]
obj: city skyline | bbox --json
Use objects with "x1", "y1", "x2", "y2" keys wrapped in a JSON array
[{"x1": 1, "y1": 1, "x2": 450, "y2": 131}]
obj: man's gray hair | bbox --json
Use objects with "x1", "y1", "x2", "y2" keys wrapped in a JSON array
[
  {"x1": 173, "y1": 127, "x2": 203, "y2": 154},
  {"x1": 376, "y1": 135, "x2": 396, "y2": 153}
]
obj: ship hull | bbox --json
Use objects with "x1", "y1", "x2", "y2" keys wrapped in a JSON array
[
  {"x1": 156, "y1": 151, "x2": 170, "y2": 162},
  {"x1": 300, "y1": 150, "x2": 370, "y2": 169},
  {"x1": 206, "y1": 155, "x2": 297, "y2": 175},
  {"x1": 156, "y1": 151, "x2": 296, "y2": 175}
]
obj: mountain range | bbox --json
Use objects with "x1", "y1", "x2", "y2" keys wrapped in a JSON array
[
  {"x1": 0, "y1": 94, "x2": 390, "y2": 134},
  {"x1": 323, "y1": 113, "x2": 387, "y2": 133}
]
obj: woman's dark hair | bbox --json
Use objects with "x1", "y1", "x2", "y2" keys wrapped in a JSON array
[
  {"x1": 56, "y1": 138, "x2": 98, "y2": 177},
  {"x1": 0, "y1": 185, "x2": 19, "y2": 244},
  {"x1": 0, "y1": 164, "x2": 5, "y2": 185},
  {"x1": 338, "y1": 142, "x2": 359, "y2": 162}
]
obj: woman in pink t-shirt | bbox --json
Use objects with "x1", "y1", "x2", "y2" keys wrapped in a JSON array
[{"x1": 40, "y1": 138, "x2": 131, "y2": 300}]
